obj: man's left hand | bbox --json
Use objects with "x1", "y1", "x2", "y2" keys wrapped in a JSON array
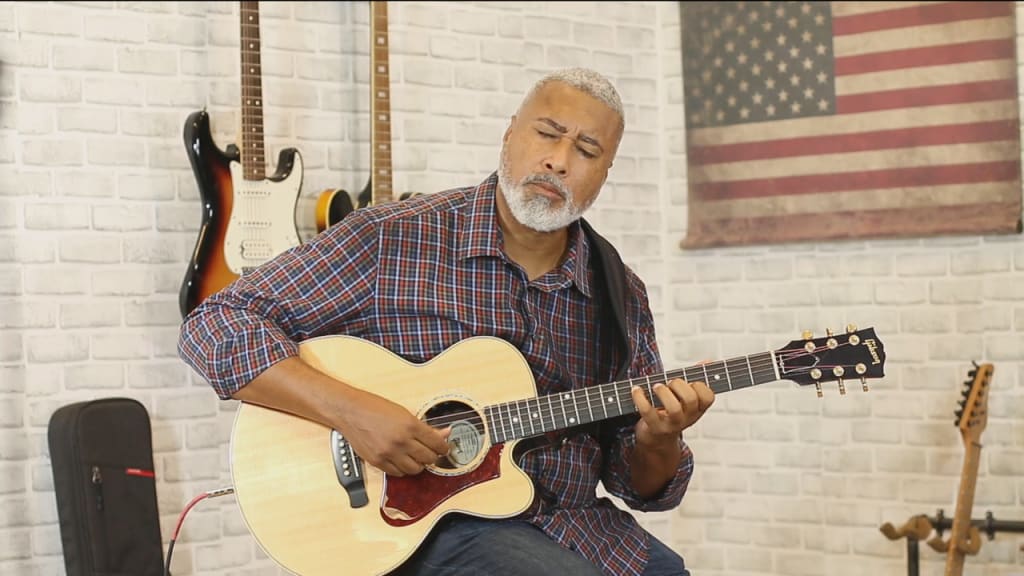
[{"x1": 631, "y1": 378, "x2": 715, "y2": 449}]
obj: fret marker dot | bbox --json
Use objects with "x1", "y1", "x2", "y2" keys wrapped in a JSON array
[
  {"x1": 569, "y1": 417, "x2": 576, "y2": 424},
  {"x1": 714, "y1": 374, "x2": 721, "y2": 380},
  {"x1": 512, "y1": 417, "x2": 519, "y2": 423},
  {"x1": 606, "y1": 397, "x2": 614, "y2": 403},
  {"x1": 563, "y1": 394, "x2": 571, "y2": 400},
  {"x1": 532, "y1": 412, "x2": 538, "y2": 419}
]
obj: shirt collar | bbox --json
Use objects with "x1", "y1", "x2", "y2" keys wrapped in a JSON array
[{"x1": 458, "y1": 172, "x2": 592, "y2": 298}]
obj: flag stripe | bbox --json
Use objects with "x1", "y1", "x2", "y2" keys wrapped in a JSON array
[
  {"x1": 693, "y1": 160, "x2": 1019, "y2": 201},
  {"x1": 834, "y1": 38, "x2": 1015, "y2": 76},
  {"x1": 831, "y1": 2, "x2": 945, "y2": 17},
  {"x1": 682, "y1": 201, "x2": 1022, "y2": 249},
  {"x1": 835, "y1": 78, "x2": 1017, "y2": 114},
  {"x1": 694, "y1": 181, "x2": 1019, "y2": 220},
  {"x1": 689, "y1": 100, "x2": 1019, "y2": 146},
  {"x1": 690, "y1": 120, "x2": 1020, "y2": 166},
  {"x1": 836, "y1": 59, "x2": 1012, "y2": 96},
  {"x1": 832, "y1": 15, "x2": 1012, "y2": 56},
  {"x1": 692, "y1": 141, "x2": 1019, "y2": 183},
  {"x1": 832, "y1": 1, "x2": 1012, "y2": 36}
]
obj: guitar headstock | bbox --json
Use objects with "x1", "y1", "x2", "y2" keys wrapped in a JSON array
[
  {"x1": 775, "y1": 325, "x2": 886, "y2": 397},
  {"x1": 956, "y1": 362, "x2": 992, "y2": 442}
]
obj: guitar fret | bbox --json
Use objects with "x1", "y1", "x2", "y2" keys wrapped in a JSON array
[
  {"x1": 569, "y1": 390, "x2": 580, "y2": 426},
  {"x1": 546, "y1": 394, "x2": 556, "y2": 433}
]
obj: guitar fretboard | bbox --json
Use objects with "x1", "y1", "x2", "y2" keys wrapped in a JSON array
[
  {"x1": 240, "y1": 1, "x2": 266, "y2": 181},
  {"x1": 484, "y1": 352, "x2": 779, "y2": 443},
  {"x1": 370, "y1": 1, "x2": 393, "y2": 206}
]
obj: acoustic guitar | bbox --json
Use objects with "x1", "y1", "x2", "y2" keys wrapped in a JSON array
[
  {"x1": 230, "y1": 326, "x2": 886, "y2": 575},
  {"x1": 927, "y1": 362, "x2": 993, "y2": 575},
  {"x1": 178, "y1": 1, "x2": 303, "y2": 319},
  {"x1": 314, "y1": 1, "x2": 401, "y2": 233}
]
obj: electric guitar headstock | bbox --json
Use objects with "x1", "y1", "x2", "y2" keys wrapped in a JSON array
[
  {"x1": 955, "y1": 362, "x2": 992, "y2": 445},
  {"x1": 775, "y1": 324, "x2": 886, "y2": 397}
]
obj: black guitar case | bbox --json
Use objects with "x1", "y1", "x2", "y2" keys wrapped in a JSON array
[{"x1": 47, "y1": 397, "x2": 165, "y2": 576}]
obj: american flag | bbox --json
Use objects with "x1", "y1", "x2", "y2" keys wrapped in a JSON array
[{"x1": 681, "y1": 1, "x2": 1022, "y2": 248}]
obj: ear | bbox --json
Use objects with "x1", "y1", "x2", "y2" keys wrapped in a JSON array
[{"x1": 502, "y1": 116, "x2": 516, "y2": 144}]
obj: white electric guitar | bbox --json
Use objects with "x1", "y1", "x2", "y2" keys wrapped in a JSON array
[{"x1": 178, "y1": 0, "x2": 302, "y2": 318}]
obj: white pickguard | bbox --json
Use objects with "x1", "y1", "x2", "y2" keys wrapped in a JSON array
[{"x1": 224, "y1": 154, "x2": 303, "y2": 275}]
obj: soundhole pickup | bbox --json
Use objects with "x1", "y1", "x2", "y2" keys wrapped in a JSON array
[{"x1": 330, "y1": 430, "x2": 368, "y2": 508}]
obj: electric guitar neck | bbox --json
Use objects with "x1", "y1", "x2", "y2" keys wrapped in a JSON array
[
  {"x1": 314, "y1": 1, "x2": 400, "y2": 232},
  {"x1": 178, "y1": 0, "x2": 302, "y2": 319}
]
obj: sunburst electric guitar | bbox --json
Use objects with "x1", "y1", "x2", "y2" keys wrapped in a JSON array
[
  {"x1": 927, "y1": 362, "x2": 993, "y2": 575},
  {"x1": 179, "y1": 1, "x2": 302, "y2": 319},
  {"x1": 230, "y1": 326, "x2": 887, "y2": 575}
]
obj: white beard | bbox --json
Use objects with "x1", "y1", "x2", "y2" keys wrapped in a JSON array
[{"x1": 497, "y1": 152, "x2": 591, "y2": 233}]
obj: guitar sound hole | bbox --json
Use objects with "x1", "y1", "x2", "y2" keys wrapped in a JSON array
[{"x1": 424, "y1": 401, "x2": 485, "y2": 471}]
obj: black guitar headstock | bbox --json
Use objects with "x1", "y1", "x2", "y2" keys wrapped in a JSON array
[
  {"x1": 775, "y1": 325, "x2": 886, "y2": 396},
  {"x1": 956, "y1": 362, "x2": 992, "y2": 439}
]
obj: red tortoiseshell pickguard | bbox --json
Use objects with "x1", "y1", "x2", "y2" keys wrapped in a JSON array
[{"x1": 380, "y1": 443, "x2": 505, "y2": 527}]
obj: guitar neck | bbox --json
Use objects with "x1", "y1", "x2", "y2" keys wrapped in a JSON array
[
  {"x1": 239, "y1": 0, "x2": 266, "y2": 181},
  {"x1": 945, "y1": 441, "x2": 982, "y2": 575},
  {"x1": 370, "y1": 1, "x2": 393, "y2": 205},
  {"x1": 484, "y1": 352, "x2": 779, "y2": 443}
]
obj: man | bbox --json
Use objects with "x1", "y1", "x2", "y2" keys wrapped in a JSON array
[{"x1": 178, "y1": 67, "x2": 714, "y2": 576}]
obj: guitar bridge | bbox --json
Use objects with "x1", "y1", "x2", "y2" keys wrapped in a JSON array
[{"x1": 330, "y1": 430, "x2": 368, "y2": 508}]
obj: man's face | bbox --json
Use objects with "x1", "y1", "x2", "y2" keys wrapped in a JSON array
[{"x1": 497, "y1": 81, "x2": 623, "y2": 232}]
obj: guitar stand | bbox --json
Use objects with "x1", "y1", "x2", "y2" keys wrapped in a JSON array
[{"x1": 880, "y1": 509, "x2": 1024, "y2": 576}]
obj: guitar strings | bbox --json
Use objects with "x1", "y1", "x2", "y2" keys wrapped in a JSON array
[
  {"x1": 421, "y1": 348, "x2": 816, "y2": 431},
  {"x1": 417, "y1": 340, "x2": 863, "y2": 435}
]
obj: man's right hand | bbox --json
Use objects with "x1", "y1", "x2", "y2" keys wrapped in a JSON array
[
  {"x1": 335, "y1": 385, "x2": 451, "y2": 477},
  {"x1": 234, "y1": 356, "x2": 451, "y2": 478}
]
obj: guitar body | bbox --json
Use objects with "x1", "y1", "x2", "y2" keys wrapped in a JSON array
[
  {"x1": 230, "y1": 335, "x2": 538, "y2": 576},
  {"x1": 229, "y1": 327, "x2": 886, "y2": 576},
  {"x1": 179, "y1": 109, "x2": 303, "y2": 318},
  {"x1": 180, "y1": 109, "x2": 237, "y2": 319},
  {"x1": 314, "y1": 186, "x2": 355, "y2": 233}
]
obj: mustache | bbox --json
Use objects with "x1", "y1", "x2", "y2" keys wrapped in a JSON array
[{"x1": 519, "y1": 173, "x2": 570, "y2": 200}]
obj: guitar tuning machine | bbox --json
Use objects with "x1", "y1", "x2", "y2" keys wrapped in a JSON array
[
  {"x1": 856, "y1": 364, "x2": 869, "y2": 392},
  {"x1": 811, "y1": 368, "x2": 823, "y2": 398},
  {"x1": 833, "y1": 366, "x2": 846, "y2": 395},
  {"x1": 846, "y1": 323, "x2": 858, "y2": 333}
]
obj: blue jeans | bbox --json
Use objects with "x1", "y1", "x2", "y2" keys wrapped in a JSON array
[{"x1": 390, "y1": 515, "x2": 690, "y2": 576}]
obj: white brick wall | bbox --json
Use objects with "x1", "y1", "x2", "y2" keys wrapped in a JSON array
[{"x1": 0, "y1": 1, "x2": 1022, "y2": 575}]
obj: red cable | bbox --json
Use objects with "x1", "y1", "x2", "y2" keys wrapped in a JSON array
[{"x1": 171, "y1": 492, "x2": 209, "y2": 541}]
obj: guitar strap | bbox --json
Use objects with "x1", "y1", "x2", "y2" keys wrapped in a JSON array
[
  {"x1": 578, "y1": 218, "x2": 632, "y2": 382},
  {"x1": 524, "y1": 219, "x2": 636, "y2": 455}
]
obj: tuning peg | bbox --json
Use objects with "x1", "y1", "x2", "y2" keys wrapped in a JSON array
[
  {"x1": 846, "y1": 323, "x2": 858, "y2": 333},
  {"x1": 815, "y1": 382, "x2": 822, "y2": 398},
  {"x1": 860, "y1": 376, "x2": 869, "y2": 392},
  {"x1": 826, "y1": 327, "x2": 834, "y2": 337},
  {"x1": 802, "y1": 330, "x2": 813, "y2": 340},
  {"x1": 954, "y1": 408, "x2": 963, "y2": 420},
  {"x1": 837, "y1": 378, "x2": 846, "y2": 395}
]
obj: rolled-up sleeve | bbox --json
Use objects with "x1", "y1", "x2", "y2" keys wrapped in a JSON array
[{"x1": 177, "y1": 211, "x2": 380, "y2": 399}]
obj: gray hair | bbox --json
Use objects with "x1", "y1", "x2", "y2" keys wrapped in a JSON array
[{"x1": 520, "y1": 68, "x2": 625, "y2": 132}]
